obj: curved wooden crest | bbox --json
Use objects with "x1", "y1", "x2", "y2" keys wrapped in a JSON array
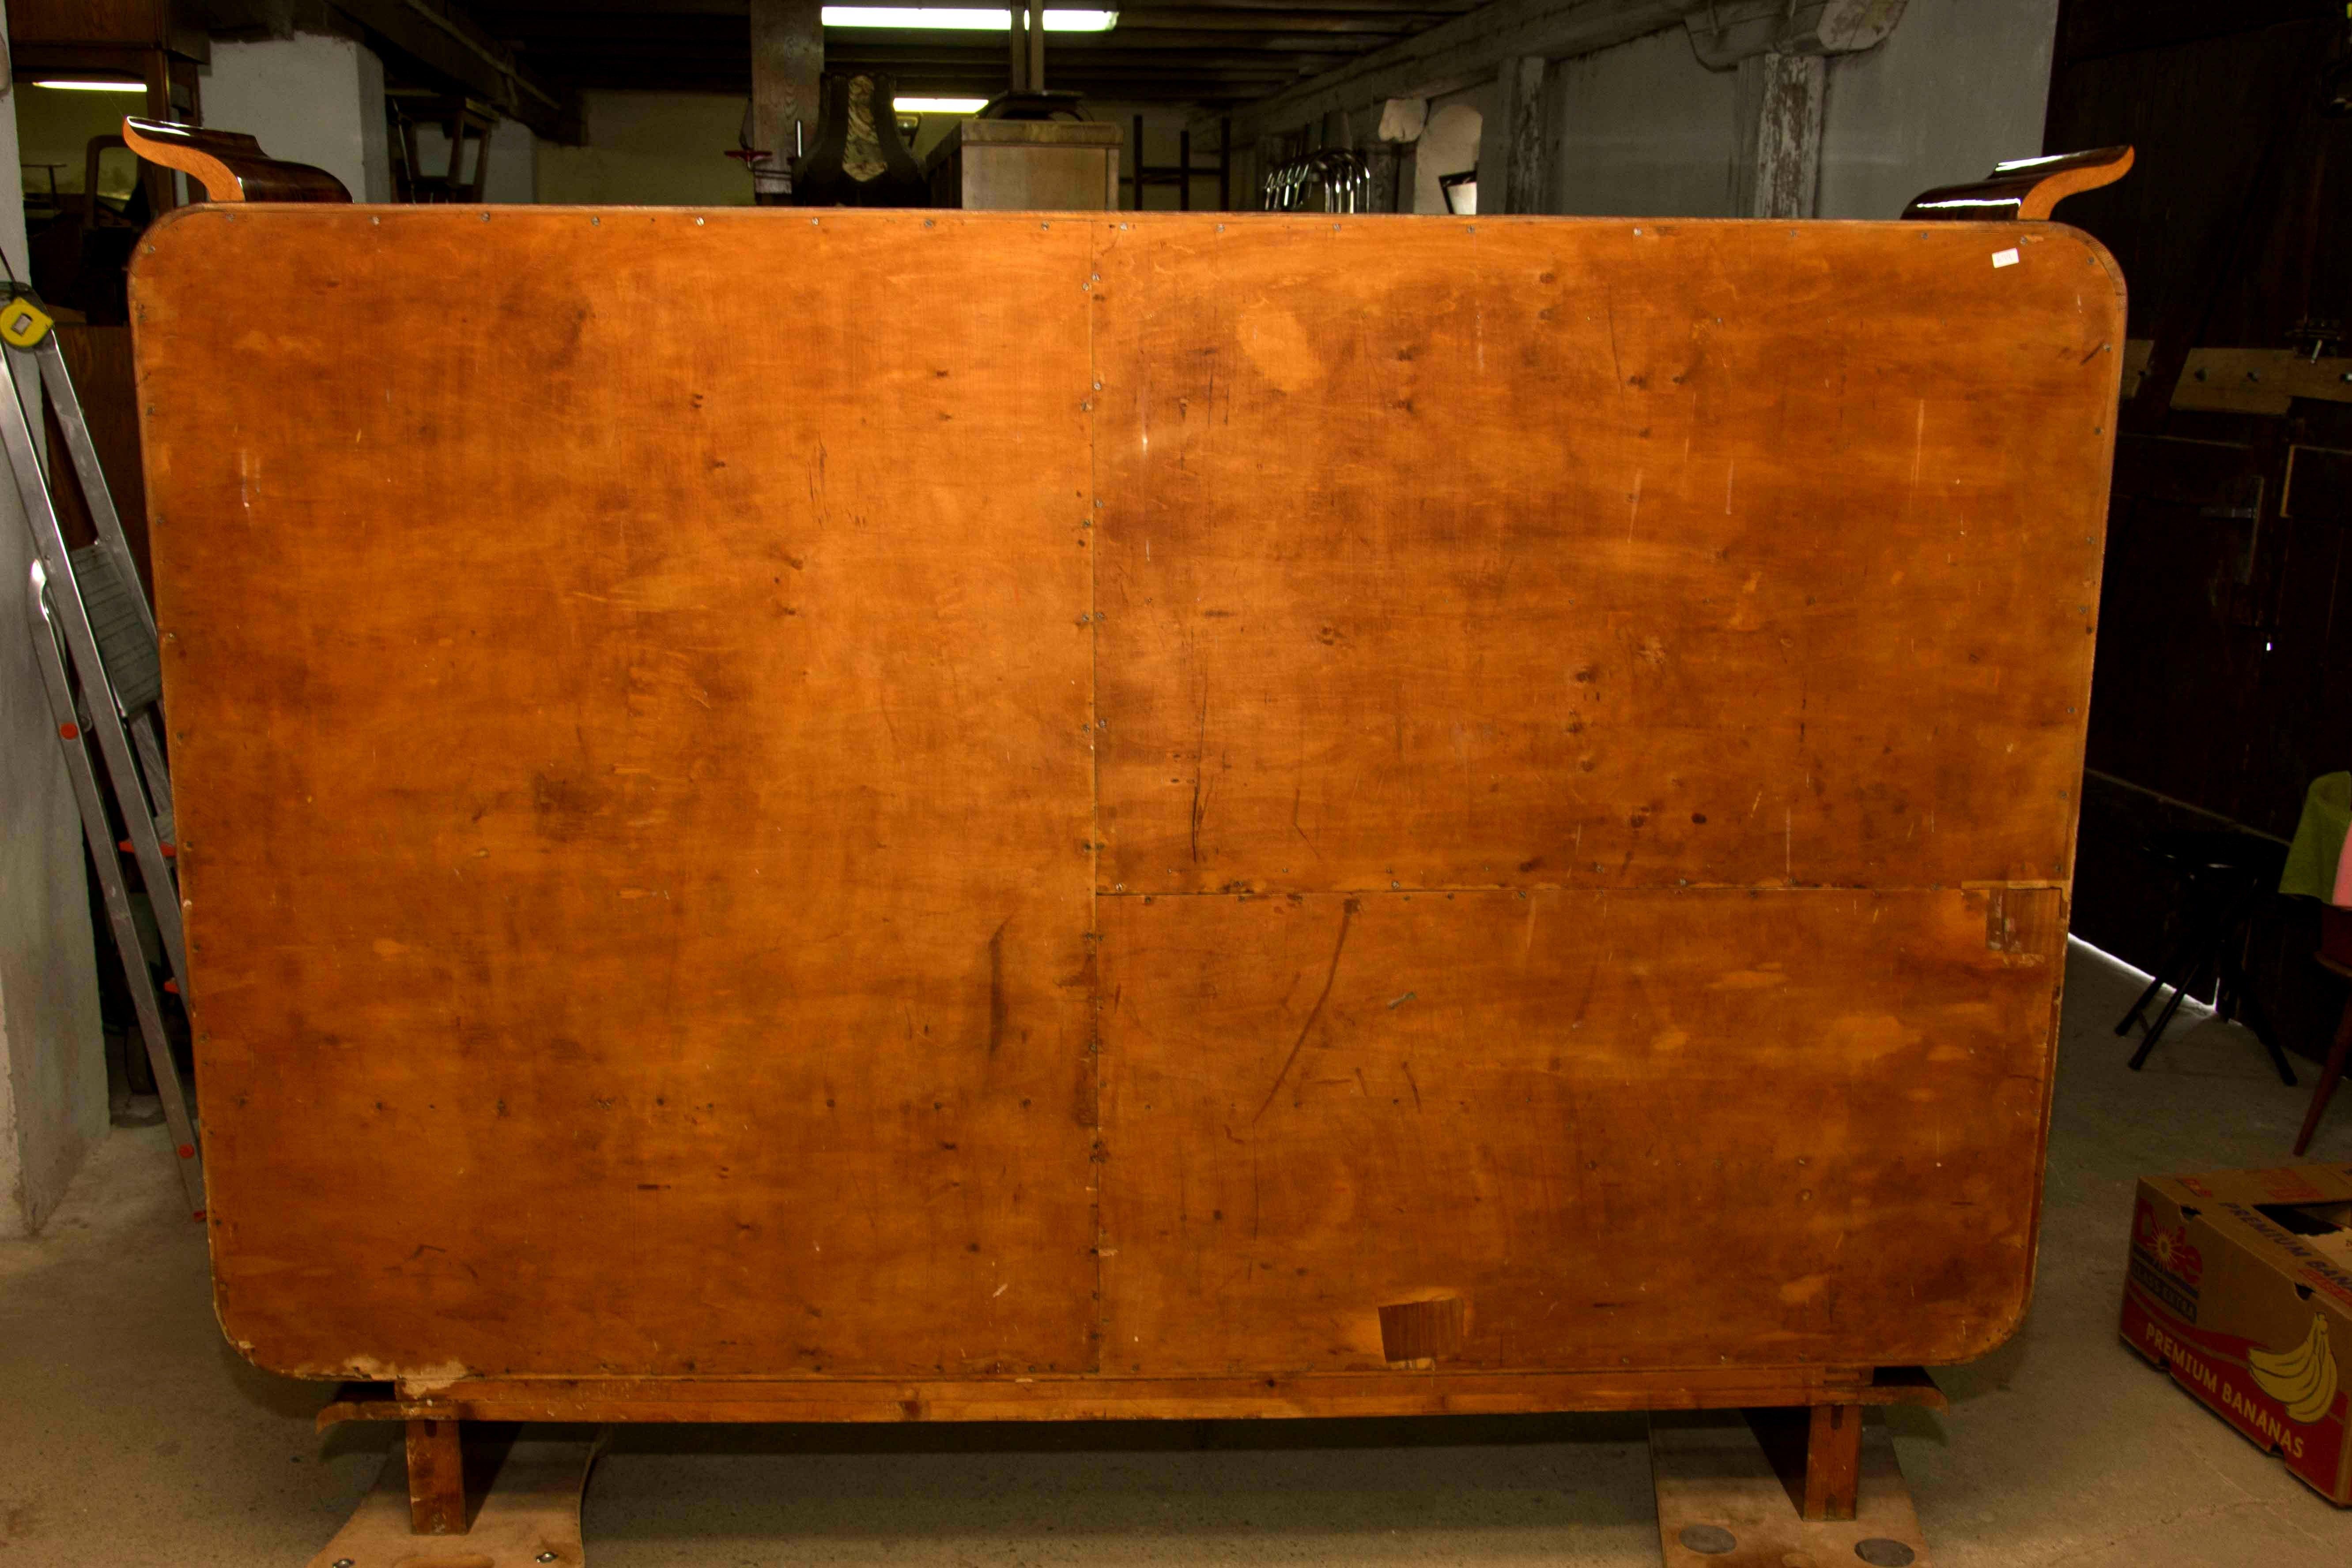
[
  {"x1": 121, "y1": 117, "x2": 351, "y2": 205},
  {"x1": 1903, "y1": 146, "x2": 2134, "y2": 222}
]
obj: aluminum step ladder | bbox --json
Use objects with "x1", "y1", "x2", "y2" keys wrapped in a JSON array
[{"x1": 2, "y1": 288, "x2": 204, "y2": 1217}]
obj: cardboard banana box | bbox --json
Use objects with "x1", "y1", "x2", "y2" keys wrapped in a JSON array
[{"x1": 2122, "y1": 1163, "x2": 2352, "y2": 1504}]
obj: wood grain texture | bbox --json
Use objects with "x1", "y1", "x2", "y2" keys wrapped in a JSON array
[
  {"x1": 405, "y1": 1417, "x2": 466, "y2": 1533},
  {"x1": 132, "y1": 209, "x2": 2118, "y2": 1405},
  {"x1": 1090, "y1": 219, "x2": 2119, "y2": 896},
  {"x1": 1800, "y1": 1402, "x2": 1861, "y2": 1521},
  {"x1": 1097, "y1": 888, "x2": 2062, "y2": 1375},
  {"x1": 315, "y1": 1364, "x2": 1948, "y2": 1426},
  {"x1": 138, "y1": 209, "x2": 1099, "y2": 1380}
]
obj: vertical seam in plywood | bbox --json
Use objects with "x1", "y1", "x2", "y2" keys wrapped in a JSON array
[{"x1": 1086, "y1": 217, "x2": 1105, "y2": 1376}]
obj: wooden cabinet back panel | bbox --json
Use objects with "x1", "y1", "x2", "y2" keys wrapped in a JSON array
[{"x1": 131, "y1": 209, "x2": 2118, "y2": 1388}]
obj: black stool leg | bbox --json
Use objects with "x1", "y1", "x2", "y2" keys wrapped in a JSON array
[
  {"x1": 2129, "y1": 947, "x2": 2216, "y2": 1070},
  {"x1": 2210, "y1": 878, "x2": 2298, "y2": 1087},
  {"x1": 2127, "y1": 886, "x2": 2235, "y2": 1068},
  {"x1": 2117, "y1": 900, "x2": 2211, "y2": 1043},
  {"x1": 2223, "y1": 949, "x2": 2297, "y2": 1087},
  {"x1": 2115, "y1": 964, "x2": 2171, "y2": 1038}
]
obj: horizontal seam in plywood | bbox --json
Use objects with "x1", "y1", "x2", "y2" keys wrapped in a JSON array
[{"x1": 1097, "y1": 884, "x2": 2063, "y2": 897}]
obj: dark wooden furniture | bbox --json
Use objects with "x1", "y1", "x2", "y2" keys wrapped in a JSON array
[
  {"x1": 389, "y1": 95, "x2": 496, "y2": 204},
  {"x1": 2050, "y1": 6, "x2": 2352, "y2": 1058},
  {"x1": 130, "y1": 199, "x2": 2122, "y2": 1540},
  {"x1": 8, "y1": 0, "x2": 205, "y2": 216},
  {"x1": 2295, "y1": 952, "x2": 2352, "y2": 1155},
  {"x1": 1128, "y1": 113, "x2": 1231, "y2": 211}
]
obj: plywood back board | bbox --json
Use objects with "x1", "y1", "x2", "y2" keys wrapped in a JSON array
[{"x1": 131, "y1": 208, "x2": 2120, "y2": 1394}]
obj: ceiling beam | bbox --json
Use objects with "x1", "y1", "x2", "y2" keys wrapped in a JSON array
[
  {"x1": 1131, "y1": 0, "x2": 1479, "y2": 11},
  {"x1": 487, "y1": 13, "x2": 1412, "y2": 43},
  {"x1": 525, "y1": 40, "x2": 1338, "y2": 70},
  {"x1": 1114, "y1": 11, "x2": 1453, "y2": 31},
  {"x1": 330, "y1": 0, "x2": 576, "y2": 137},
  {"x1": 1215, "y1": 0, "x2": 1903, "y2": 141},
  {"x1": 836, "y1": 42, "x2": 1358, "y2": 63},
  {"x1": 1219, "y1": 0, "x2": 1692, "y2": 139},
  {"x1": 466, "y1": 0, "x2": 1483, "y2": 108},
  {"x1": 475, "y1": 0, "x2": 1475, "y2": 10}
]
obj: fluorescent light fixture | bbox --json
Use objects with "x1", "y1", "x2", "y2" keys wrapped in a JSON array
[
  {"x1": 34, "y1": 79, "x2": 145, "y2": 92},
  {"x1": 822, "y1": 8, "x2": 1119, "y2": 30},
  {"x1": 895, "y1": 97, "x2": 990, "y2": 114}
]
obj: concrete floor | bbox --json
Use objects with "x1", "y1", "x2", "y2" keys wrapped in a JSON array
[{"x1": 3, "y1": 940, "x2": 2349, "y2": 1566}]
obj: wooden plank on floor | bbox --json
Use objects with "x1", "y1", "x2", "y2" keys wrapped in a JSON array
[
  {"x1": 308, "y1": 1435, "x2": 598, "y2": 1567},
  {"x1": 1652, "y1": 1412, "x2": 1930, "y2": 1567}
]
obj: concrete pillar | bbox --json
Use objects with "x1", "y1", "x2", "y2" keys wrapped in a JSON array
[
  {"x1": 1733, "y1": 51, "x2": 1826, "y2": 218},
  {"x1": 0, "y1": 14, "x2": 108, "y2": 1237},
  {"x1": 750, "y1": 0, "x2": 822, "y2": 201},
  {"x1": 1360, "y1": 140, "x2": 1402, "y2": 213},
  {"x1": 1816, "y1": 0, "x2": 2058, "y2": 219},
  {"x1": 1480, "y1": 56, "x2": 1548, "y2": 216},
  {"x1": 200, "y1": 34, "x2": 393, "y2": 202}
]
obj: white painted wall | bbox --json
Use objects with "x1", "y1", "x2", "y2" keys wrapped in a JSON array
[
  {"x1": 407, "y1": 117, "x2": 542, "y2": 202},
  {"x1": 1545, "y1": 28, "x2": 1739, "y2": 217},
  {"x1": 483, "y1": 121, "x2": 539, "y2": 203},
  {"x1": 0, "y1": 4, "x2": 108, "y2": 1237},
  {"x1": 1351, "y1": 0, "x2": 2058, "y2": 221},
  {"x1": 536, "y1": 92, "x2": 751, "y2": 206},
  {"x1": 1816, "y1": 0, "x2": 2061, "y2": 219},
  {"x1": 200, "y1": 34, "x2": 394, "y2": 203}
]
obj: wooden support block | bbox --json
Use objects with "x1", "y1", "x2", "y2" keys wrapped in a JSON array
[
  {"x1": 309, "y1": 1434, "x2": 597, "y2": 1567},
  {"x1": 1654, "y1": 1411, "x2": 1930, "y2": 1567},
  {"x1": 406, "y1": 1418, "x2": 468, "y2": 1535},
  {"x1": 1742, "y1": 1401, "x2": 1864, "y2": 1519},
  {"x1": 1801, "y1": 1402, "x2": 1863, "y2": 1520}
]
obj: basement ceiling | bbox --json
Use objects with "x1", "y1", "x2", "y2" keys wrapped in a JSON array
[{"x1": 467, "y1": 0, "x2": 1482, "y2": 108}]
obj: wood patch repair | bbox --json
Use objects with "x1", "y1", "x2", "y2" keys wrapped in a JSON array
[
  {"x1": 1984, "y1": 886, "x2": 2065, "y2": 958},
  {"x1": 1379, "y1": 1296, "x2": 1466, "y2": 1366}
]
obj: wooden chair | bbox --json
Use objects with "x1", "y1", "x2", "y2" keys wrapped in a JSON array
[
  {"x1": 389, "y1": 95, "x2": 495, "y2": 203},
  {"x1": 2294, "y1": 953, "x2": 2352, "y2": 1155}
]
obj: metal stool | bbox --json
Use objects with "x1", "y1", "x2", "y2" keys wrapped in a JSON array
[{"x1": 2116, "y1": 829, "x2": 2296, "y2": 1084}]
